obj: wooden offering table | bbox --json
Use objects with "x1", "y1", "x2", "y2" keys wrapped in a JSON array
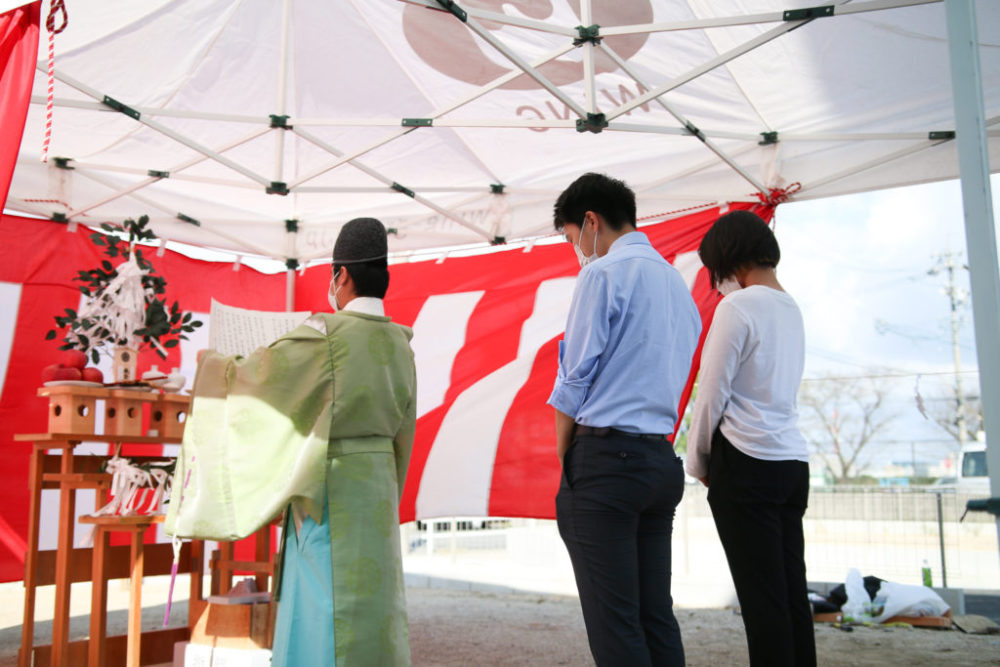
[
  {"x1": 16, "y1": 385, "x2": 200, "y2": 667},
  {"x1": 78, "y1": 514, "x2": 177, "y2": 667}
]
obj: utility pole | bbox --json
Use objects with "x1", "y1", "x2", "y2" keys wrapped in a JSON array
[{"x1": 929, "y1": 251, "x2": 970, "y2": 448}]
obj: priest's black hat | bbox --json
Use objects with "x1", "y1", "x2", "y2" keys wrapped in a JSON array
[{"x1": 332, "y1": 217, "x2": 388, "y2": 265}]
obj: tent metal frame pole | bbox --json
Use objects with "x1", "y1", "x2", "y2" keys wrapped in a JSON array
[
  {"x1": 349, "y1": 0, "x2": 504, "y2": 185},
  {"x1": 400, "y1": 0, "x2": 576, "y2": 36},
  {"x1": 294, "y1": 186, "x2": 499, "y2": 194},
  {"x1": 598, "y1": 0, "x2": 940, "y2": 36},
  {"x1": 604, "y1": 20, "x2": 806, "y2": 123},
  {"x1": 945, "y1": 0, "x2": 1000, "y2": 538},
  {"x1": 275, "y1": 0, "x2": 292, "y2": 185},
  {"x1": 28, "y1": 95, "x2": 267, "y2": 124},
  {"x1": 287, "y1": 42, "x2": 574, "y2": 189},
  {"x1": 598, "y1": 43, "x2": 769, "y2": 196},
  {"x1": 278, "y1": 0, "x2": 294, "y2": 297},
  {"x1": 800, "y1": 138, "x2": 954, "y2": 195},
  {"x1": 402, "y1": 0, "x2": 938, "y2": 37},
  {"x1": 66, "y1": 168, "x2": 283, "y2": 258},
  {"x1": 285, "y1": 268, "x2": 296, "y2": 312},
  {"x1": 462, "y1": 15, "x2": 587, "y2": 118},
  {"x1": 580, "y1": 0, "x2": 597, "y2": 115},
  {"x1": 293, "y1": 127, "x2": 494, "y2": 241},
  {"x1": 47, "y1": 69, "x2": 273, "y2": 188},
  {"x1": 35, "y1": 92, "x2": 999, "y2": 141},
  {"x1": 66, "y1": 128, "x2": 271, "y2": 219}
]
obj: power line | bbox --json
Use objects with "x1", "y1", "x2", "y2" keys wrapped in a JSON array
[{"x1": 802, "y1": 369, "x2": 979, "y2": 383}]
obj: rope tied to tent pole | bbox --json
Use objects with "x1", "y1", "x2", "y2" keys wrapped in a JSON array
[
  {"x1": 41, "y1": 0, "x2": 69, "y2": 164},
  {"x1": 754, "y1": 182, "x2": 801, "y2": 230},
  {"x1": 757, "y1": 182, "x2": 801, "y2": 207}
]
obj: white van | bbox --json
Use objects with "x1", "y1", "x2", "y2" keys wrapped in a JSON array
[{"x1": 958, "y1": 442, "x2": 990, "y2": 493}]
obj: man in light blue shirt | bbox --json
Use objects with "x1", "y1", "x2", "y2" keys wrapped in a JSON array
[{"x1": 548, "y1": 173, "x2": 701, "y2": 667}]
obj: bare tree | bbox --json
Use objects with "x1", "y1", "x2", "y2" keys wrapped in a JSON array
[
  {"x1": 797, "y1": 376, "x2": 898, "y2": 483},
  {"x1": 926, "y1": 391, "x2": 982, "y2": 447}
]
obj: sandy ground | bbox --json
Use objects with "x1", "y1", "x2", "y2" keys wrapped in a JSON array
[
  {"x1": 406, "y1": 588, "x2": 1000, "y2": 666},
  {"x1": 2, "y1": 581, "x2": 999, "y2": 666}
]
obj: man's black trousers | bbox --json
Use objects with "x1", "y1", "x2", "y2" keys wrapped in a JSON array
[
  {"x1": 556, "y1": 431, "x2": 685, "y2": 666},
  {"x1": 707, "y1": 430, "x2": 816, "y2": 667}
]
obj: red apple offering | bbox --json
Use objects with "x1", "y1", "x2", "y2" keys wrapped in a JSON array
[
  {"x1": 81, "y1": 367, "x2": 104, "y2": 383},
  {"x1": 41, "y1": 363, "x2": 63, "y2": 383},
  {"x1": 60, "y1": 349, "x2": 88, "y2": 370},
  {"x1": 52, "y1": 366, "x2": 82, "y2": 381}
]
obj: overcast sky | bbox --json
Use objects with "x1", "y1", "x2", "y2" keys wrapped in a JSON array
[{"x1": 774, "y1": 175, "x2": 1000, "y2": 469}]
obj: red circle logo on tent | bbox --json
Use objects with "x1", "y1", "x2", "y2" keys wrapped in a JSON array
[{"x1": 403, "y1": 0, "x2": 654, "y2": 90}]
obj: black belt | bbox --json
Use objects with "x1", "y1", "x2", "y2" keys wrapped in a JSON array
[{"x1": 575, "y1": 425, "x2": 667, "y2": 442}]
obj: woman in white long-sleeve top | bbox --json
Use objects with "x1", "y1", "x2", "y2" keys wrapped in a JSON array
[{"x1": 685, "y1": 210, "x2": 816, "y2": 667}]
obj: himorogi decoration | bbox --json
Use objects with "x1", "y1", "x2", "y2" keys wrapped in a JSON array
[{"x1": 46, "y1": 215, "x2": 202, "y2": 381}]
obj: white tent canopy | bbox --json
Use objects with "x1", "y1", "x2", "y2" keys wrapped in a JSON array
[{"x1": 6, "y1": 0, "x2": 999, "y2": 264}]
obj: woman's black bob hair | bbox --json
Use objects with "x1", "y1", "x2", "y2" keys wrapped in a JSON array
[{"x1": 698, "y1": 209, "x2": 780, "y2": 289}]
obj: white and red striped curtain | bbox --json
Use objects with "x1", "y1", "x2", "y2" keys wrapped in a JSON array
[{"x1": 0, "y1": 203, "x2": 778, "y2": 582}]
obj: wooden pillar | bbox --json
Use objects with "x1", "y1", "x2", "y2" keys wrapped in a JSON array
[
  {"x1": 88, "y1": 528, "x2": 109, "y2": 667},
  {"x1": 127, "y1": 527, "x2": 146, "y2": 667},
  {"x1": 51, "y1": 445, "x2": 77, "y2": 666},
  {"x1": 19, "y1": 444, "x2": 45, "y2": 667}
]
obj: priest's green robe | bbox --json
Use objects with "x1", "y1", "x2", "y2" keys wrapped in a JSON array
[{"x1": 164, "y1": 310, "x2": 416, "y2": 666}]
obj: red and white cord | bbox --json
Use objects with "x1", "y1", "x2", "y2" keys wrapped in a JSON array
[{"x1": 41, "y1": 0, "x2": 68, "y2": 163}]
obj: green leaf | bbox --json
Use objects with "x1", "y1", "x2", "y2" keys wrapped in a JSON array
[
  {"x1": 64, "y1": 308, "x2": 77, "y2": 318},
  {"x1": 58, "y1": 343, "x2": 72, "y2": 351},
  {"x1": 182, "y1": 312, "x2": 192, "y2": 323},
  {"x1": 91, "y1": 349, "x2": 100, "y2": 364},
  {"x1": 78, "y1": 335, "x2": 89, "y2": 347},
  {"x1": 101, "y1": 260, "x2": 112, "y2": 271},
  {"x1": 164, "y1": 339, "x2": 179, "y2": 348},
  {"x1": 45, "y1": 330, "x2": 57, "y2": 340},
  {"x1": 191, "y1": 320, "x2": 203, "y2": 328}
]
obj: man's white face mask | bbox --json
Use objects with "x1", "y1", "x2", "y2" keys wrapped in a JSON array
[
  {"x1": 716, "y1": 276, "x2": 741, "y2": 296},
  {"x1": 328, "y1": 269, "x2": 342, "y2": 312},
  {"x1": 573, "y1": 222, "x2": 598, "y2": 269}
]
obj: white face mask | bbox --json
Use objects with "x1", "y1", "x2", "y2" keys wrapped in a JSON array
[
  {"x1": 716, "y1": 277, "x2": 741, "y2": 296},
  {"x1": 328, "y1": 270, "x2": 342, "y2": 312},
  {"x1": 573, "y1": 223, "x2": 598, "y2": 269}
]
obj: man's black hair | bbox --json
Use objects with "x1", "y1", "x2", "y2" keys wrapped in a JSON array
[
  {"x1": 698, "y1": 209, "x2": 780, "y2": 288},
  {"x1": 333, "y1": 259, "x2": 390, "y2": 299},
  {"x1": 553, "y1": 172, "x2": 637, "y2": 232}
]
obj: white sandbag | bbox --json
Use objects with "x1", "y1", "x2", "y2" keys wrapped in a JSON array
[
  {"x1": 840, "y1": 568, "x2": 873, "y2": 622},
  {"x1": 872, "y1": 581, "x2": 950, "y2": 623}
]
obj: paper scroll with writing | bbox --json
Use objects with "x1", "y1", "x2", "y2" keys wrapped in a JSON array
[{"x1": 208, "y1": 299, "x2": 311, "y2": 357}]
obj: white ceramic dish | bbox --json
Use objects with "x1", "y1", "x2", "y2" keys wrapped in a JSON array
[{"x1": 43, "y1": 380, "x2": 103, "y2": 387}]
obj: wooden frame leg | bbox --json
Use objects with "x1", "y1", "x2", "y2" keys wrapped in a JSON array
[
  {"x1": 254, "y1": 526, "x2": 270, "y2": 592},
  {"x1": 88, "y1": 527, "x2": 109, "y2": 667},
  {"x1": 19, "y1": 445, "x2": 45, "y2": 667},
  {"x1": 127, "y1": 528, "x2": 145, "y2": 667},
  {"x1": 51, "y1": 447, "x2": 77, "y2": 666},
  {"x1": 189, "y1": 540, "x2": 204, "y2": 607},
  {"x1": 218, "y1": 541, "x2": 234, "y2": 595}
]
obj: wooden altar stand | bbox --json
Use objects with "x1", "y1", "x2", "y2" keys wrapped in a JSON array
[
  {"x1": 17, "y1": 384, "x2": 277, "y2": 666},
  {"x1": 16, "y1": 385, "x2": 200, "y2": 667}
]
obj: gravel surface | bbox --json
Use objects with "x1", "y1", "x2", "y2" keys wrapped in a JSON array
[
  {"x1": 4, "y1": 585, "x2": 999, "y2": 665},
  {"x1": 407, "y1": 588, "x2": 1000, "y2": 666}
]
